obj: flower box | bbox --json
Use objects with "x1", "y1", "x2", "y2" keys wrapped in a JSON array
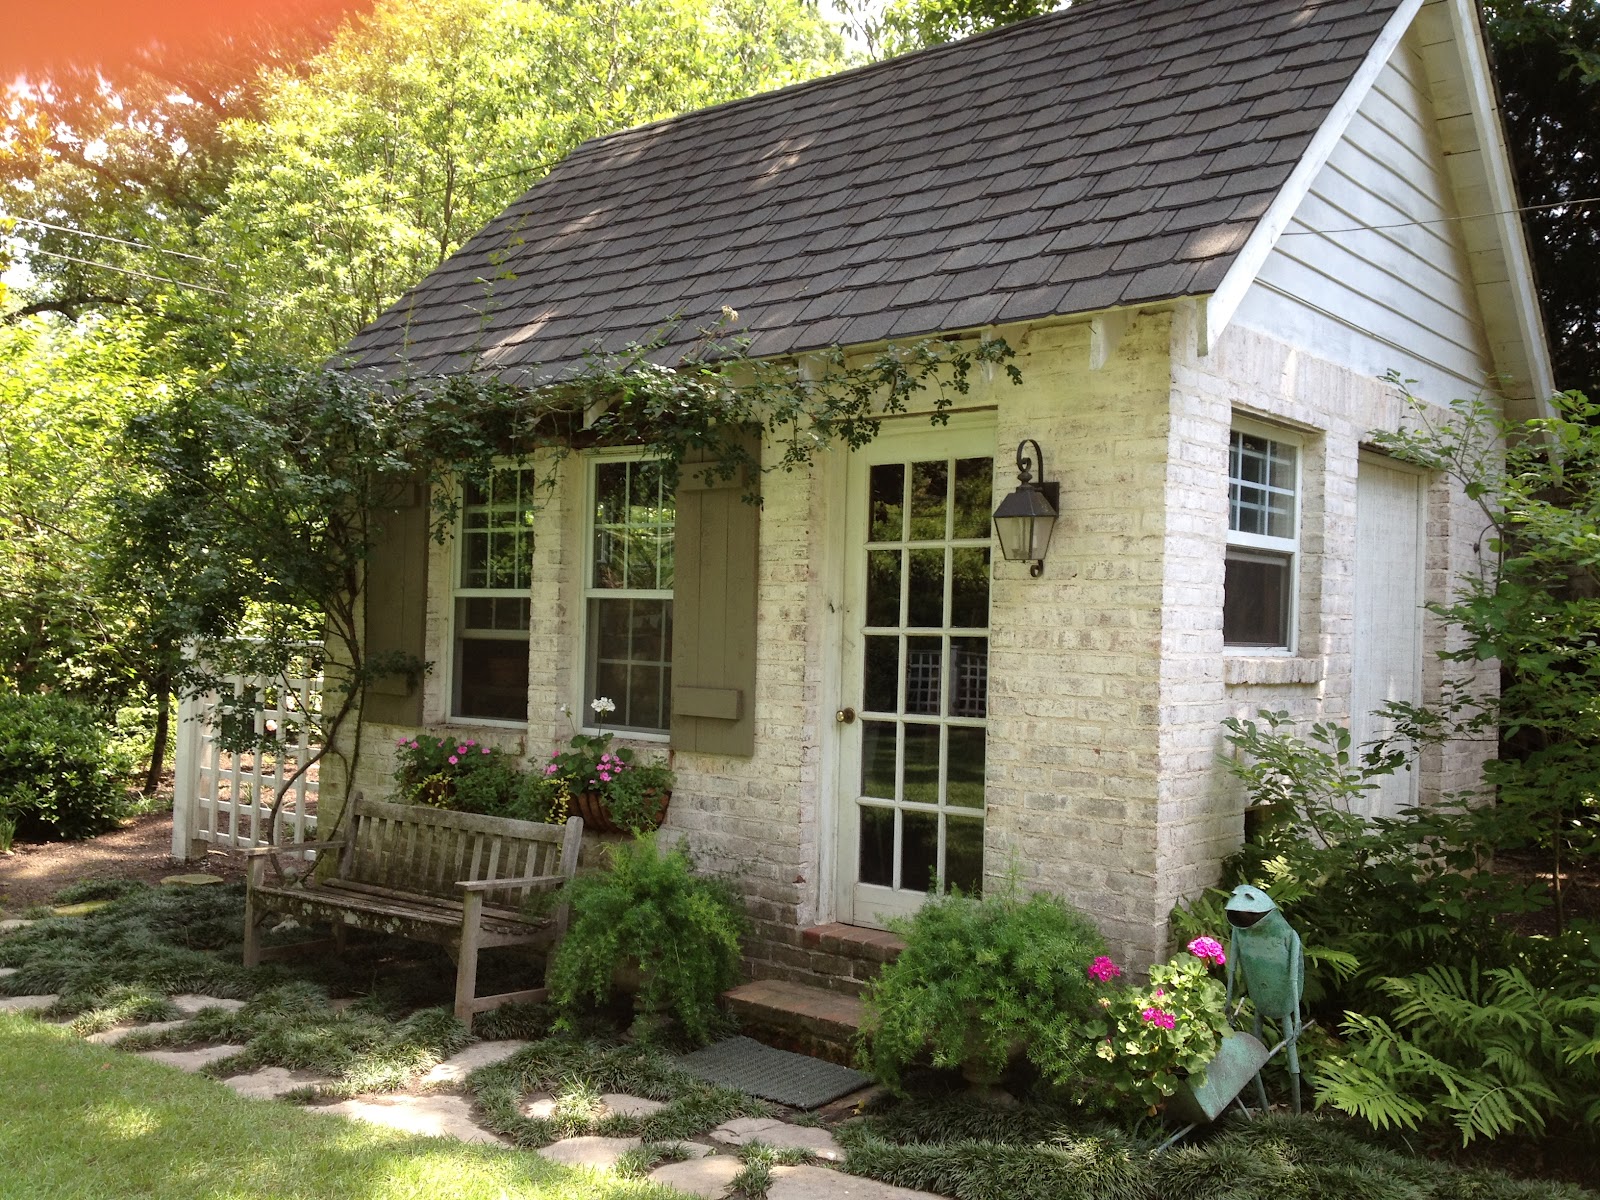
[{"x1": 572, "y1": 788, "x2": 671, "y2": 835}]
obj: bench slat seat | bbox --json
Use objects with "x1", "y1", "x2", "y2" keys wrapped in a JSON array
[{"x1": 244, "y1": 793, "x2": 583, "y2": 1025}]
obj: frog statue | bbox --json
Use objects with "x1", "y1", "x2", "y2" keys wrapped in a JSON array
[{"x1": 1224, "y1": 883, "x2": 1305, "y2": 1113}]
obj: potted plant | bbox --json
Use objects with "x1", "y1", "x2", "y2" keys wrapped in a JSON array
[
  {"x1": 527, "y1": 698, "x2": 674, "y2": 834},
  {"x1": 392, "y1": 735, "x2": 526, "y2": 815},
  {"x1": 545, "y1": 834, "x2": 744, "y2": 1043}
]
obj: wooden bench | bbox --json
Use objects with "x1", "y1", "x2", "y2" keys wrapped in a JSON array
[{"x1": 243, "y1": 794, "x2": 583, "y2": 1025}]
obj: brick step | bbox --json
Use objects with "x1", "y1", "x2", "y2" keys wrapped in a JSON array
[
  {"x1": 783, "y1": 923, "x2": 906, "y2": 996},
  {"x1": 723, "y1": 979, "x2": 866, "y2": 1067}
]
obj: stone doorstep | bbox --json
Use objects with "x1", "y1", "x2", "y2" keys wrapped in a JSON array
[
  {"x1": 722, "y1": 979, "x2": 863, "y2": 1066},
  {"x1": 800, "y1": 924, "x2": 905, "y2": 966}
]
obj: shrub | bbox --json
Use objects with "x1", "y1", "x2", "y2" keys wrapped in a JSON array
[
  {"x1": 545, "y1": 835, "x2": 744, "y2": 1044},
  {"x1": 859, "y1": 888, "x2": 1107, "y2": 1093},
  {"x1": 0, "y1": 690, "x2": 130, "y2": 840}
]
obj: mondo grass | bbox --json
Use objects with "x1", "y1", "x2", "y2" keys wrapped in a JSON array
[
  {"x1": 470, "y1": 1036, "x2": 773, "y2": 1146},
  {"x1": 837, "y1": 1103, "x2": 1600, "y2": 1200},
  {"x1": 0, "y1": 1013, "x2": 677, "y2": 1200}
]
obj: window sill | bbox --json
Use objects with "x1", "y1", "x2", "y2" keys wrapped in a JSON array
[{"x1": 1223, "y1": 656, "x2": 1323, "y2": 686}]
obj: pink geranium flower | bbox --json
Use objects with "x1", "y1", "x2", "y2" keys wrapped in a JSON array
[
  {"x1": 1141, "y1": 1007, "x2": 1176, "y2": 1030},
  {"x1": 1087, "y1": 956, "x2": 1122, "y2": 982},
  {"x1": 448, "y1": 755, "x2": 458, "y2": 765},
  {"x1": 1187, "y1": 936, "x2": 1227, "y2": 966}
]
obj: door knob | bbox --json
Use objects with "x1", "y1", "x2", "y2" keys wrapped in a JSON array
[{"x1": 835, "y1": 707, "x2": 856, "y2": 724}]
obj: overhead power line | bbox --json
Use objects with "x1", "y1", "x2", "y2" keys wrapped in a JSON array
[
  {"x1": 0, "y1": 213, "x2": 227, "y2": 265},
  {"x1": 1281, "y1": 194, "x2": 1600, "y2": 237},
  {"x1": 14, "y1": 246, "x2": 228, "y2": 296}
]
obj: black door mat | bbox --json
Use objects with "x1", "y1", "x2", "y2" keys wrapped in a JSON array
[{"x1": 676, "y1": 1036, "x2": 871, "y2": 1109}]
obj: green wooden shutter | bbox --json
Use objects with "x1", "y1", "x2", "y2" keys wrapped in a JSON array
[
  {"x1": 362, "y1": 481, "x2": 430, "y2": 727},
  {"x1": 671, "y1": 432, "x2": 760, "y2": 756}
]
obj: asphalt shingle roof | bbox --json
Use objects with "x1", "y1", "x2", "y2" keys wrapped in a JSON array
[{"x1": 344, "y1": 0, "x2": 1402, "y2": 380}]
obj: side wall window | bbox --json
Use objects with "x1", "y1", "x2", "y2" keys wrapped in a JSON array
[
  {"x1": 1224, "y1": 426, "x2": 1298, "y2": 649},
  {"x1": 452, "y1": 466, "x2": 535, "y2": 721},
  {"x1": 585, "y1": 457, "x2": 674, "y2": 733}
]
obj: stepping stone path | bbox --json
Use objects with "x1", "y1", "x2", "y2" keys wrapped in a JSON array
[
  {"x1": 51, "y1": 901, "x2": 113, "y2": 917},
  {"x1": 0, "y1": 919, "x2": 33, "y2": 932},
  {"x1": 322, "y1": 1094, "x2": 507, "y2": 1145},
  {"x1": 161, "y1": 873, "x2": 225, "y2": 887},
  {"x1": 0, "y1": 967, "x2": 18, "y2": 979},
  {"x1": 711, "y1": 1115, "x2": 845, "y2": 1162},
  {"x1": 651, "y1": 1154, "x2": 744, "y2": 1198},
  {"x1": 536, "y1": 1135, "x2": 642, "y2": 1170},
  {"x1": 0, "y1": 994, "x2": 58, "y2": 1012},
  {"x1": 170, "y1": 994, "x2": 246, "y2": 1017},
  {"x1": 770, "y1": 1163, "x2": 936, "y2": 1200},
  {"x1": 87, "y1": 1020, "x2": 187, "y2": 1046},
  {"x1": 601, "y1": 1093, "x2": 666, "y2": 1118},
  {"x1": 419, "y1": 1039, "x2": 527, "y2": 1086},
  {"x1": 223, "y1": 1066, "x2": 329, "y2": 1099},
  {"x1": 138, "y1": 1044, "x2": 246, "y2": 1071}
]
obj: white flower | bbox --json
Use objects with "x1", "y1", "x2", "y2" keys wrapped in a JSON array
[
  {"x1": 559, "y1": 704, "x2": 571, "y2": 717},
  {"x1": 591, "y1": 697, "x2": 616, "y2": 715}
]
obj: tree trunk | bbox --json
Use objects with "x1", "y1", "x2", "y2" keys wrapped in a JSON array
[{"x1": 142, "y1": 675, "x2": 170, "y2": 795}]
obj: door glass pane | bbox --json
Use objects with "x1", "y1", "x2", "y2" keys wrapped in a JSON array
[
  {"x1": 952, "y1": 458, "x2": 992, "y2": 538},
  {"x1": 901, "y1": 809, "x2": 939, "y2": 893},
  {"x1": 907, "y1": 550, "x2": 944, "y2": 628},
  {"x1": 946, "y1": 815, "x2": 984, "y2": 895},
  {"x1": 869, "y1": 464, "x2": 905, "y2": 541},
  {"x1": 949, "y1": 548, "x2": 990, "y2": 628},
  {"x1": 904, "y1": 636, "x2": 941, "y2": 716},
  {"x1": 949, "y1": 637, "x2": 988, "y2": 719},
  {"x1": 456, "y1": 638, "x2": 528, "y2": 721},
  {"x1": 947, "y1": 726, "x2": 985, "y2": 808},
  {"x1": 909, "y1": 460, "x2": 949, "y2": 540},
  {"x1": 866, "y1": 550, "x2": 901, "y2": 628},
  {"x1": 859, "y1": 805, "x2": 894, "y2": 887},
  {"x1": 902, "y1": 724, "x2": 939, "y2": 805},
  {"x1": 861, "y1": 720, "x2": 896, "y2": 799},
  {"x1": 863, "y1": 636, "x2": 900, "y2": 713}
]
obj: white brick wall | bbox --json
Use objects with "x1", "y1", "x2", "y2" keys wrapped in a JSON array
[{"x1": 334, "y1": 305, "x2": 1497, "y2": 978}]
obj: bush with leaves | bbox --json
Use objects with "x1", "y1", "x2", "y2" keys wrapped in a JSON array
[
  {"x1": 859, "y1": 887, "x2": 1107, "y2": 1093},
  {"x1": 545, "y1": 835, "x2": 744, "y2": 1045},
  {"x1": 0, "y1": 690, "x2": 133, "y2": 841}
]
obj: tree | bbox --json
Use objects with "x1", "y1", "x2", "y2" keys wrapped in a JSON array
[
  {"x1": 206, "y1": 0, "x2": 847, "y2": 360},
  {"x1": 834, "y1": 0, "x2": 1061, "y2": 58},
  {"x1": 1485, "y1": 1, "x2": 1600, "y2": 398}
]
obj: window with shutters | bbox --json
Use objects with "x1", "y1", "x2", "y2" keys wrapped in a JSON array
[
  {"x1": 1224, "y1": 423, "x2": 1299, "y2": 650},
  {"x1": 451, "y1": 466, "x2": 536, "y2": 721},
  {"x1": 584, "y1": 456, "x2": 674, "y2": 735}
]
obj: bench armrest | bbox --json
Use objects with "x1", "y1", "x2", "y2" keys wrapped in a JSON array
[
  {"x1": 457, "y1": 873, "x2": 566, "y2": 894},
  {"x1": 243, "y1": 839, "x2": 345, "y2": 858}
]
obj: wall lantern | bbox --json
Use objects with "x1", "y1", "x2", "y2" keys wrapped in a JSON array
[{"x1": 992, "y1": 439, "x2": 1059, "y2": 577}]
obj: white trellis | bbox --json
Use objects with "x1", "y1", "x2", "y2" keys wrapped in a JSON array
[{"x1": 172, "y1": 641, "x2": 323, "y2": 860}]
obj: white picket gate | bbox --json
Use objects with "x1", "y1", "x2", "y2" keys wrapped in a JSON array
[{"x1": 172, "y1": 641, "x2": 324, "y2": 861}]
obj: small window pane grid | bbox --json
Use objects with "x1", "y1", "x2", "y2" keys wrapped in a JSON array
[
  {"x1": 586, "y1": 459, "x2": 674, "y2": 734},
  {"x1": 453, "y1": 466, "x2": 536, "y2": 721},
  {"x1": 1225, "y1": 430, "x2": 1297, "y2": 649},
  {"x1": 857, "y1": 456, "x2": 991, "y2": 898}
]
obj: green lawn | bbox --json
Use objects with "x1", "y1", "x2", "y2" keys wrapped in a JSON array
[{"x1": 0, "y1": 1013, "x2": 673, "y2": 1200}]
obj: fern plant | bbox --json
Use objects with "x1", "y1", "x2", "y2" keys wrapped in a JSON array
[{"x1": 1315, "y1": 963, "x2": 1600, "y2": 1144}]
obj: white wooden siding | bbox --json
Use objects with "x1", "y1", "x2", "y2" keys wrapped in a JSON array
[{"x1": 1232, "y1": 31, "x2": 1491, "y2": 403}]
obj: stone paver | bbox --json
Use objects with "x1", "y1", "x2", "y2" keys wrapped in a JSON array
[
  {"x1": 668, "y1": 1141, "x2": 713, "y2": 1159},
  {"x1": 650, "y1": 1154, "x2": 742, "y2": 1198},
  {"x1": 536, "y1": 1136, "x2": 642, "y2": 1170},
  {"x1": 768, "y1": 1164, "x2": 939, "y2": 1200},
  {"x1": 419, "y1": 1039, "x2": 528, "y2": 1086},
  {"x1": 87, "y1": 1019, "x2": 186, "y2": 1046},
  {"x1": 601, "y1": 1092, "x2": 666, "y2": 1118},
  {"x1": 0, "y1": 993, "x2": 58, "y2": 1012},
  {"x1": 522, "y1": 1094, "x2": 559, "y2": 1120},
  {"x1": 321, "y1": 1094, "x2": 505, "y2": 1145},
  {"x1": 170, "y1": 994, "x2": 246, "y2": 1017},
  {"x1": 161, "y1": 873, "x2": 226, "y2": 887},
  {"x1": 0, "y1": 967, "x2": 18, "y2": 978},
  {"x1": 137, "y1": 1043, "x2": 246, "y2": 1071},
  {"x1": 51, "y1": 901, "x2": 113, "y2": 917},
  {"x1": 710, "y1": 1116, "x2": 843, "y2": 1162},
  {"x1": 223, "y1": 1066, "x2": 329, "y2": 1100},
  {"x1": 0, "y1": 919, "x2": 34, "y2": 933}
]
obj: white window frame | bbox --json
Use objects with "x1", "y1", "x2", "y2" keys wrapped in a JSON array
[
  {"x1": 580, "y1": 451, "x2": 674, "y2": 740},
  {"x1": 1224, "y1": 418, "x2": 1301, "y2": 654},
  {"x1": 448, "y1": 464, "x2": 536, "y2": 725}
]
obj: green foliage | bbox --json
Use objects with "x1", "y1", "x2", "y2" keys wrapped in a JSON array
[
  {"x1": 392, "y1": 733, "x2": 528, "y2": 815},
  {"x1": 525, "y1": 719, "x2": 674, "y2": 832},
  {"x1": 859, "y1": 888, "x2": 1107, "y2": 1092},
  {"x1": 837, "y1": 0, "x2": 1061, "y2": 58},
  {"x1": 1081, "y1": 948, "x2": 1232, "y2": 1112},
  {"x1": 1315, "y1": 964, "x2": 1600, "y2": 1146},
  {"x1": 545, "y1": 835, "x2": 745, "y2": 1045},
  {"x1": 0, "y1": 690, "x2": 133, "y2": 840}
]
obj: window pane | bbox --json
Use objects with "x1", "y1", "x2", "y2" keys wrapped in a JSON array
[
  {"x1": 905, "y1": 636, "x2": 941, "y2": 716},
  {"x1": 595, "y1": 462, "x2": 628, "y2": 525},
  {"x1": 907, "y1": 549, "x2": 944, "y2": 628},
  {"x1": 901, "y1": 809, "x2": 938, "y2": 893},
  {"x1": 949, "y1": 637, "x2": 987, "y2": 718},
  {"x1": 945, "y1": 815, "x2": 984, "y2": 895},
  {"x1": 588, "y1": 597, "x2": 672, "y2": 732},
  {"x1": 864, "y1": 636, "x2": 900, "y2": 713},
  {"x1": 456, "y1": 638, "x2": 529, "y2": 721},
  {"x1": 903, "y1": 723, "x2": 939, "y2": 804},
  {"x1": 866, "y1": 550, "x2": 901, "y2": 628},
  {"x1": 952, "y1": 457, "x2": 992, "y2": 539},
  {"x1": 947, "y1": 726, "x2": 985, "y2": 807},
  {"x1": 869, "y1": 464, "x2": 905, "y2": 542},
  {"x1": 861, "y1": 720, "x2": 896, "y2": 799},
  {"x1": 1224, "y1": 553, "x2": 1291, "y2": 647},
  {"x1": 909, "y1": 460, "x2": 949, "y2": 540},
  {"x1": 949, "y1": 548, "x2": 990, "y2": 628},
  {"x1": 859, "y1": 805, "x2": 894, "y2": 887},
  {"x1": 1229, "y1": 431, "x2": 1296, "y2": 539}
]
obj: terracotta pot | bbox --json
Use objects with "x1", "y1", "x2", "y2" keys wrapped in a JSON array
[{"x1": 572, "y1": 789, "x2": 670, "y2": 834}]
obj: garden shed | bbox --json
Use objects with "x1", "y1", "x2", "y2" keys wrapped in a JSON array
[{"x1": 334, "y1": 0, "x2": 1554, "y2": 983}]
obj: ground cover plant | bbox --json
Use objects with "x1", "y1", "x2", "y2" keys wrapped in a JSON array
[{"x1": 0, "y1": 1013, "x2": 675, "y2": 1200}]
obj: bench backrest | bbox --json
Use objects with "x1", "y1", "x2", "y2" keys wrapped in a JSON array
[{"x1": 340, "y1": 796, "x2": 581, "y2": 912}]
